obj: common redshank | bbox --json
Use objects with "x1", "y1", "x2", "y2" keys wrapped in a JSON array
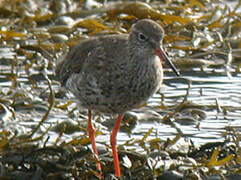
[{"x1": 55, "y1": 19, "x2": 179, "y2": 178}]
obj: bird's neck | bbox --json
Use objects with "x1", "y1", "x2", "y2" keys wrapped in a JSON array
[
  {"x1": 127, "y1": 52, "x2": 159, "y2": 78},
  {"x1": 128, "y1": 48, "x2": 156, "y2": 66}
]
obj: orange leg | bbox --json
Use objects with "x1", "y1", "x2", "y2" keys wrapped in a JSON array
[
  {"x1": 110, "y1": 114, "x2": 124, "y2": 177},
  {"x1": 87, "y1": 109, "x2": 102, "y2": 178}
]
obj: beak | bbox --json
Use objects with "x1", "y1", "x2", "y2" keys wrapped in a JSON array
[{"x1": 154, "y1": 47, "x2": 180, "y2": 76}]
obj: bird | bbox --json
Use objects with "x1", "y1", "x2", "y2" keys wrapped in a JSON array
[{"x1": 55, "y1": 19, "x2": 180, "y2": 178}]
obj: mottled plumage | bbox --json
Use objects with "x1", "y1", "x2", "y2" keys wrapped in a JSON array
[{"x1": 55, "y1": 19, "x2": 179, "y2": 177}]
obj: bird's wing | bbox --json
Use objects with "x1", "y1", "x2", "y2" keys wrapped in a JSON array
[
  {"x1": 55, "y1": 38, "x2": 100, "y2": 85},
  {"x1": 55, "y1": 35, "x2": 129, "y2": 86}
]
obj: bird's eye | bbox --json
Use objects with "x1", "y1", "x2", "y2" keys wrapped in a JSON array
[{"x1": 138, "y1": 33, "x2": 148, "y2": 42}]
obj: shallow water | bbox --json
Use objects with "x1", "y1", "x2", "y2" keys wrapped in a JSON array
[
  {"x1": 0, "y1": 47, "x2": 241, "y2": 149},
  {"x1": 0, "y1": 0, "x2": 240, "y2": 154},
  {"x1": 98, "y1": 68, "x2": 241, "y2": 147}
]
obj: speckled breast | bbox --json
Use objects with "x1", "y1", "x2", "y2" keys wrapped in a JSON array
[{"x1": 66, "y1": 56, "x2": 163, "y2": 114}]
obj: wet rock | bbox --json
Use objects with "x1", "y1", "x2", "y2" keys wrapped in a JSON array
[{"x1": 157, "y1": 170, "x2": 183, "y2": 180}]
